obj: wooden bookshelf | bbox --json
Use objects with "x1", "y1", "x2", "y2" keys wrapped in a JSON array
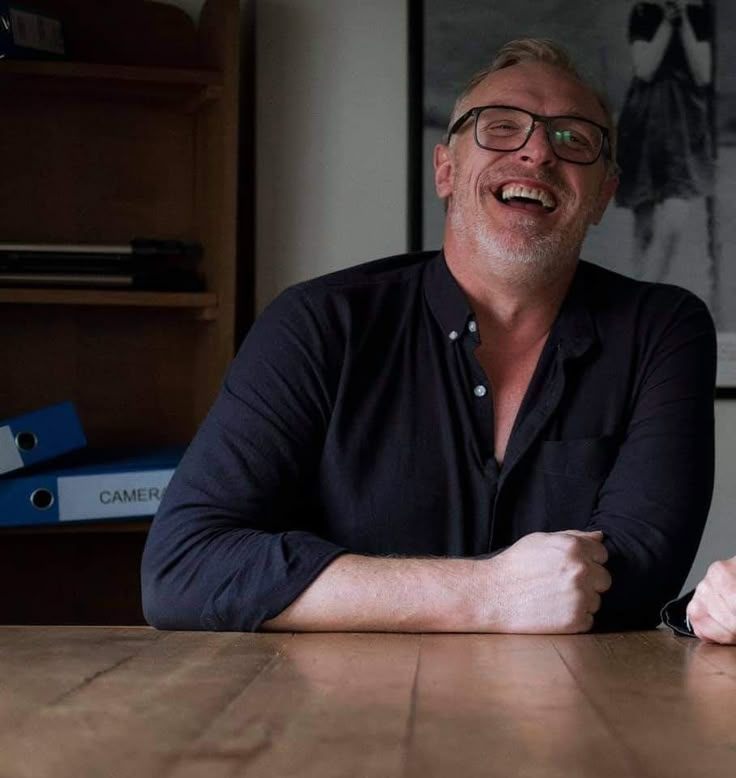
[
  {"x1": 0, "y1": 59, "x2": 221, "y2": 84},
  {"x1": 0, "y1": 0, "x2": 243, "y2": 625},
  {"x1": 0, "y1": 289, "x2": 219, "y2": 318},
  {"x1": 0, "y1": 60, "x2": 224, "y2": 108}
]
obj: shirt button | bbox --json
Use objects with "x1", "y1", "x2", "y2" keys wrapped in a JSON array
[
  {"x1": 468, "y1": 320, "x2": 478, "y2": 333},
  {"x1": 448, "y1": 330, "x2": 459, "y2": 341},
  {"x1": 473, "y1": 384, "x2": 487, "y2": 398}
]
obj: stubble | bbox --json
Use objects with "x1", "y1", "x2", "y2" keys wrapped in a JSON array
[{"x1": 448, "y1": 166, "x2": 599, "y2": 286}]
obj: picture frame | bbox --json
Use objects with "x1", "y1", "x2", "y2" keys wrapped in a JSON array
[{"x1": 408, "y1": 0, "x2": 736, "y2": 392}]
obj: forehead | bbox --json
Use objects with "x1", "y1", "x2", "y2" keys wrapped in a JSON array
[{"x1": 466, "y1": 61, "x2": 608, "y2": 126}]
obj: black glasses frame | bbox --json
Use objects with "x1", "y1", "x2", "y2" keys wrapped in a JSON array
[{"x1": 445, "y1": 104, "x2": 612, "y2": 165}]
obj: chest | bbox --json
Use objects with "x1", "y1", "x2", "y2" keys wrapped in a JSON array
[
  {"x1": 315, "y1": 320, "x2": 626, "y2": 554},
  {"x1": 475, "y1": 338, "x2": 548, "y2": 462}
]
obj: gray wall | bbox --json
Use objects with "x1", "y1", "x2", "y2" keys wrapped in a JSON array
[
  {"x1": 255, "y1": 0, "x2": 408, "y2": 309},
  {"x1": 177, "y1": 0, "x2": 733, "y2": 596}
]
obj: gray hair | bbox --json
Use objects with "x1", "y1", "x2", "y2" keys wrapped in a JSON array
[{"x1": 449, "y1": 38, "x2": 618, "y2": 175}]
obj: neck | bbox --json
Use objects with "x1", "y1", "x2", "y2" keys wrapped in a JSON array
[{"x1": 444, "y1": 237, "x2": 576, "y2": 352}]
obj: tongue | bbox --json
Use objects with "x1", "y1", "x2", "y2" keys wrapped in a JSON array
[{"x1": 505, "y1": 197, "x2": 548, "y2": 212}]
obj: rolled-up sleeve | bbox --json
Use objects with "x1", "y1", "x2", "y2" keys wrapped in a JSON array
[
  {"x1": 591, "y1": 293, "x2": 716, "y2": 630},
  {"x1": 141, "y1": 287, "x2": 346, "y2": 631}
]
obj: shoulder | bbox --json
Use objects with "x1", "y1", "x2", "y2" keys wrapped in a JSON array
[
  {"x1": 687, "y1": 3, "x2": 713, "y2": 42},
  {"x1": 268, "y1": 250, "x2": 438, "y2": 321},
  {"x1": 291, "y1": 250, "x2": 437, "y2": 297},
  {"x1": 577, "y1": 260, "x2": 715, "y2": 335},
  {"x1": 576, "y1": 261, "x2": 716, "y2": 391},
  {"x1": 628, "y1": 2, "x2": 664, "y2": 42},
  {"x1": 245, "y1": 250, "x2": 439, "y2": 344}
]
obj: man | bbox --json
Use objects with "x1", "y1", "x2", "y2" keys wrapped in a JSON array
[
  {"x1": 141, "y1": 39, "x2": 715, "y2": 633},
  {"x1": 663, "y1": 557, "x2": 736, "y2": 644}
]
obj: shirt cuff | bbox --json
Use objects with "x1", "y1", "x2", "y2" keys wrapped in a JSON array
[{"x1": 661, "y1": 589, "x2": 696, "y2": 637}]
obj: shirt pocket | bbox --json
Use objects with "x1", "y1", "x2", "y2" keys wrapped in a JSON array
[{"x1": 537, "y1": 436, "x2": 618, "y2": 526}]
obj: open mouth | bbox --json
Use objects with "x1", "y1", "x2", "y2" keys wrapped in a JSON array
[{"x1": 496, "y1": 183, "x2": 557, "y2": 213}]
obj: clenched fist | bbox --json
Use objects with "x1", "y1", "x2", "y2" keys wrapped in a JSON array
[{"x1": 473, "y1": 530, "x2": 612, "y2": 634}]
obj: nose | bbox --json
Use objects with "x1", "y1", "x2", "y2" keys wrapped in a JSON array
[{"x1": 517, "y1": 122, "x2": 556, "y2": 166}]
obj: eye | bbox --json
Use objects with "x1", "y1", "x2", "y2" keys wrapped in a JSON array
[
  {"x1": 553, "y1": 127, "x2": 594, "y2": 150},
  {"x1": 482, "y1": 119, "x2": 524, "y2": 136}
]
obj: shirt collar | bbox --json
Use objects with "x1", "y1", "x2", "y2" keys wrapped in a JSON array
[
  {"x1": 551, "y1": 262, "x2": 598, "y2": 361},
  {"x1": 424, "y1": 249, "x2": 597, "y2": 359},
  {"x1": 424, "y1": 249, "x2": 475, "y2": 342}
]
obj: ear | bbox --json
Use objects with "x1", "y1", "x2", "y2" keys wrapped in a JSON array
[
  {"x1": 591, "y1": 173, "x2": 619, "y2": 225},
  {"x1": 433, "y1": 143, "x2": 454, "y2": 199}
]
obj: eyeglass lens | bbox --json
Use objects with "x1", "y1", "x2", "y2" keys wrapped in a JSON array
[{"x1": 475, "y1": 107, "x2": 603, "y2": 163}]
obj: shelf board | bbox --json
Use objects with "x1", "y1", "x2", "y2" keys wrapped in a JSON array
[
  {"x1": 0, "y1": 60, "x2": 223, "y2": 108},
  {"x1": 0, "y1": 519, "x2": 151, "y2": 535},
  {"x1": 0, "y1": 288, "x2": 218, "y2": 318}
]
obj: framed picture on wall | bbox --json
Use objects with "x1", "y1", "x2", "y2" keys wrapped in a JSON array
[{"x1": 408, "y1": 0, "x2": 736, "y2": 392}]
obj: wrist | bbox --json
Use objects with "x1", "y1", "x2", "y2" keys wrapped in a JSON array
[{"x1": 461, "y1": 555, "x2": 506, "y2": 633}]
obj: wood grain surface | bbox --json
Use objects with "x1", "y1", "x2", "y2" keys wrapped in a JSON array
[{"x1": 0, "y1": 628, "x2": 734, "y2": 777}]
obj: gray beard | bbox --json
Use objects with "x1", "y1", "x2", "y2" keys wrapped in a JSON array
[{"x1": 449, "y1": 203, "x2": 590, "y2": 285}]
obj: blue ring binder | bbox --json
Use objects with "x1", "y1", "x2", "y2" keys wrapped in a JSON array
[
  {"x1": 30, "y1": 488, "x2": 55, "y2": 511},
  {"x1": 16, "y1": 432, "x2": 38, "y2": 452}
]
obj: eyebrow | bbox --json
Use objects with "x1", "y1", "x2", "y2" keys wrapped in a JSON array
[
  {"x1": 475, "y1": 104, "x2": 604, "y2": 127},
  {"x1": 477, "y1": 100, "x2": 599, "y2": 119},
  {"x1": 545, "y1": 107, "x2": 595, "y2": 119}
]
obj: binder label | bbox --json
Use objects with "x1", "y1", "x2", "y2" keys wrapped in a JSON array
[
  {"x1": 57, "y1": 468, "x2": 175, "y2": 521},
  {"x1": 0, "y1": 425, "x2": 23, "y2": 474},
  {"x1": 9, "y1": 8, "x2": 65, "y2": 55}
]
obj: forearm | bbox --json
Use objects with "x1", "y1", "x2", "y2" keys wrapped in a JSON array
[
  {"x1": 264, "y1": 531, "x2": 609, "y2": 634},
  {"x1": 631, "y1": 25, "x2": 672, "y2": 81},
  {"x1": 593, "y1": 536, "x2": 682, "y2": 630},
  {"x1": 262, "y1": 553, "x2": 485, "y2": 633},
  {"x1": 680, "y1": 13, "x2": 711, "y2": 86},
  {"x1": 591, "y1": 299, "x2": 714, "y2": 629}
]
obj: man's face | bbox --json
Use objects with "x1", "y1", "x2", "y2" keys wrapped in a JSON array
[{"x1": 434, "y1": 62, "x2": 618, "y2": 281}]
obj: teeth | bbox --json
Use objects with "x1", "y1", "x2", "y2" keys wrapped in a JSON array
[{"x1": 500, "y1": 184, "x2": 557, "y2": 209}]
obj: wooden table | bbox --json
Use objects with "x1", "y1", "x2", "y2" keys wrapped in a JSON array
[{"x1": 1, "y1": 627, "x2": 736, "y2": 777}]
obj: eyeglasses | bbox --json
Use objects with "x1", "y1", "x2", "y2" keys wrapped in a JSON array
[{"x1": 446, "y1": 105, "x2": 611, "y2": 165}]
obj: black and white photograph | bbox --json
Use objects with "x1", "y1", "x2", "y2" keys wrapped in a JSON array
[{"x1": 415, "y1": 0, "x2": 736, "y2": 384}]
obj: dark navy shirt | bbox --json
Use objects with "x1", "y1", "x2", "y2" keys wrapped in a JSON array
[{"x1": 141, "y1": 251, "x2": 716, "y2": 631}]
